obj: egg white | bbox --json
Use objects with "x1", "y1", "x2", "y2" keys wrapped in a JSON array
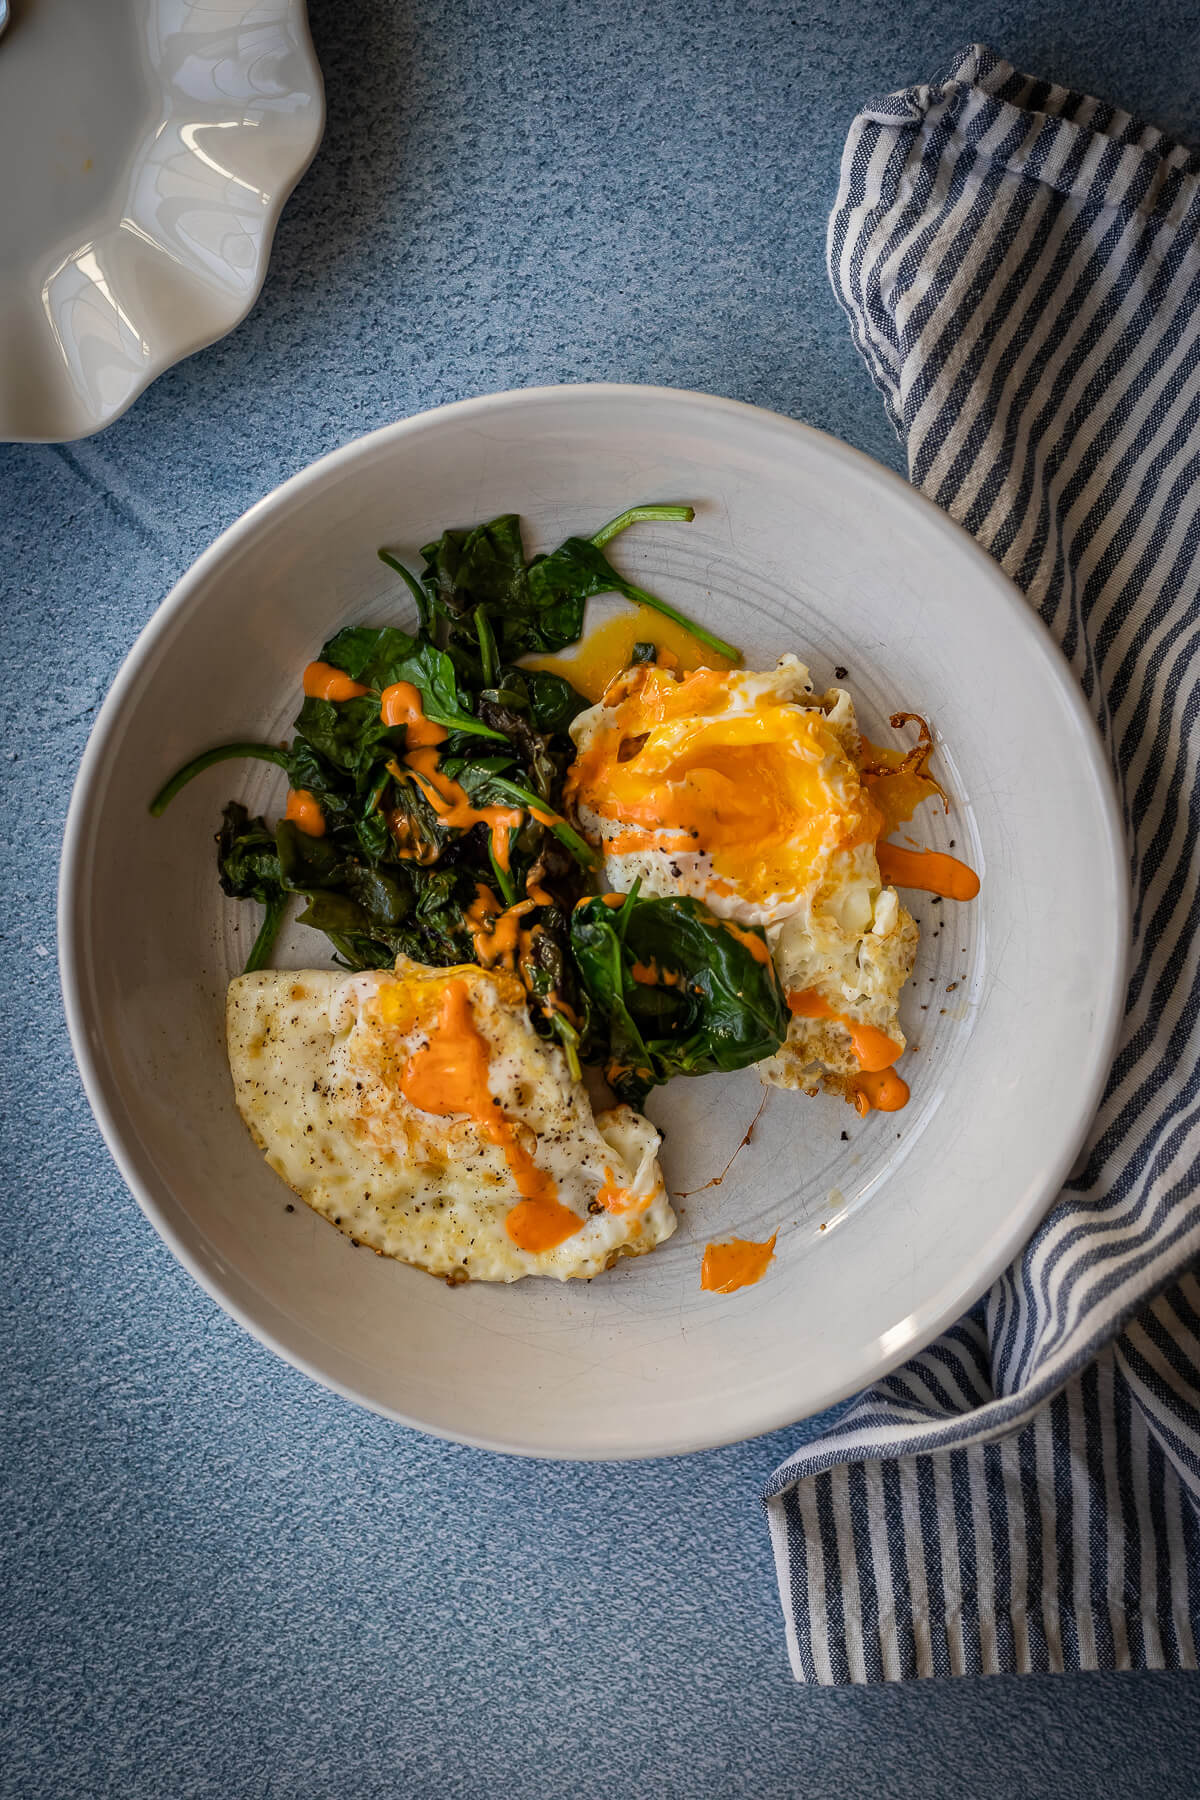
[
  {"x1": 227, "y1": 959, "x2": 676, "y2": 1282},
  {"x1": 567, "y1": 655, "x2": 919, "y2": 1096}
]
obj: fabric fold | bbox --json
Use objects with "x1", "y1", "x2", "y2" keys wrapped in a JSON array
[{"x1": 767, "y1": 44, "x2": 1200, "y2": 1682}]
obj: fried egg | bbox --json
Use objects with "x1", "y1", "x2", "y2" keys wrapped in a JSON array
[
  {"x1": 566, "y1": 655, "x2": 919, "y2": 1106},
  {"x1": 227, "y1": 956, "x2": 675, "y2": 1282}
]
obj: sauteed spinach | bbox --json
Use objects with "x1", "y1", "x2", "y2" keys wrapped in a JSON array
[
  {"x1": 152, "y1": 503, "x2": 776, "y2": 1094},
  {"x1": 571, "y1": 886, "x2": 788, "y2": 1108}
]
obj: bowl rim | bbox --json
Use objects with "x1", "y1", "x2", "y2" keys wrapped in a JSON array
[{"x1": 57, "y1": 382, "x2": 1131, "y2": 1458}]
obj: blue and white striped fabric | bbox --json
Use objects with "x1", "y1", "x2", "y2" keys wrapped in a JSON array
[{"x1": 765, "y1": 44, "x2": 1200, "y2": 1682}]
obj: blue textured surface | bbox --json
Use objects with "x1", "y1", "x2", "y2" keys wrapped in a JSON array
[{"x1": 4, "y1": 2, "x2": 1200, "y2": 1792}]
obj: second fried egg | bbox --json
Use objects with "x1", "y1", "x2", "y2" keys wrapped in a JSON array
[{"x1": 566, "y1": 656, "x2": 919, "y2": 1105}]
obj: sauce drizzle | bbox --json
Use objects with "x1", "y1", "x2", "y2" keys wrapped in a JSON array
[
  {"x1": 700, "y1": 1234, "x2": 777, "y2": 1293},
  {"x1": 380, "y1": 680, "x2": 448, "y2": 745},
  {"x1": 851, "y1": 1068, "x2": 910, "y2": 1114},
  {"x1": 285, "y1": 788, "x2": 326, "y2": 837},
  {"x1": 876, "y1": 841, "x2": 980, "y2": 901},
  {"x1": 400, "y1": 746, "x2": 522, "y2": 870},
  {"x1": 399, "y1": 980, "x2": 582, "y2": 1252},
  {"x1": 786, "y1": 987, "x2": 902, "y2": 1073},
  {"x1": 303, "y1": 661, "x2": 369, "y2": 702}
]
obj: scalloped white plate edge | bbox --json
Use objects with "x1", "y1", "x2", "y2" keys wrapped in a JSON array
[{"x1": 0, "y1": 0, "x2": 324, "y2": 444}]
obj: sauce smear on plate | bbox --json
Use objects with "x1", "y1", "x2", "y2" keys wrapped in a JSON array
[{"x1": 701, "y1": 1234, "x2": 777, "y2": 1293}]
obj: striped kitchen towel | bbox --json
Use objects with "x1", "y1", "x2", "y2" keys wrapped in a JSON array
[{"x1": 765, "y1": 44, "x2": 1200, "y2": 1681}]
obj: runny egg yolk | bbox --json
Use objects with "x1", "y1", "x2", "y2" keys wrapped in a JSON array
[
  {"x1": 385, "y1": 973, "x2": 583, "y2": 1253},
  {"x1": 566, "y1": 666, "x2": 883, "y2": 910},
  {"x1": 521, "y1": 600, "x2": 734, "y2": 703}
]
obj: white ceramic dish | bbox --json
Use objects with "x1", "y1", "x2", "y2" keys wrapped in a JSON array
[
  {"x1": 0, "y1": 0, "x2": 323, "y2": 442},
  {"x1": 59, "y1": 385, "x2": 1129, "y2": 1458}
]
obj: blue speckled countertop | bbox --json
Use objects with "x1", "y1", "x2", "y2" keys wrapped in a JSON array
[{"x1": 4, "y1": 2, "x2": 1200, "y2": 1792}]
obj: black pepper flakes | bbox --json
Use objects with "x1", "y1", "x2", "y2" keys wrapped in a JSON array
[
  {"x1": 285, "y1": 1203, "x2": 294, "y2": 1213},
  {"x1": 834, "y1": 665, "x2": 848, "y2": 679}
]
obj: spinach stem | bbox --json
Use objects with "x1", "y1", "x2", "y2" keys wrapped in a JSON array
[
  {"x1": 422, "y1": 708, "x2": 506, "y2": 741},
  {"x1": 243, "y1": 893, "x2": 288, "y2": 974},
  {"x1": 489, "y1": 844, "x2": 517, "y2": 905},
  {"x1": 475, "y1": 607, "x2": 499, "y2": 687},
  {"x1": 548, "y1": 1010, "x2": 582, "y2": 1082},
  {"x1": 485, "y1": 777, "x2": 599, "y2": 868},
  {"x1": 377, "y1": 548, "x2": 428, "y2": 613},
  {"x1": 591, "y1": 504, "x2": 695, "y2": 549},
  {"x1": 614, "y1": 875, "x2": 641, "y2": 946},
  {"x1": 616, "y1": 579, "x2": 741, "y2": 663},
  {"x1": 149, "y1": 743, "x2": 288, "y2": 816},
  {"x1": 586, "y1": 505, "x2": 741, "y2": 662}
]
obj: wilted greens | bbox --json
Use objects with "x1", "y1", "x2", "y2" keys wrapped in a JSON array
[
  {"x1": 570, "y1": 886, "x2": 788, "y2": 1107},
  {"x1": 152, "y1": 503, "x2": 775, "y2": 1097}
]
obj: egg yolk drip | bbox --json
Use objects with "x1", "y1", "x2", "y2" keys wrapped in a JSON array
[
  {"x1": 860, "y1": 712, "x2": 947, "y2": 837},
  {"x1": 393, "y1": 976, "x2": 583, "y2": 1253},
  {"x1": 566, "y1": 666, "x2": 883, "y2": 911},
  {"x1": 521, "y1": 601, "x2": 734, "y2": 702}
]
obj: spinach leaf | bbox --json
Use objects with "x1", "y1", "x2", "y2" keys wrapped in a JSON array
[
  {"x1": 570, "y1": 892, "x2": 786, "y2": 1107},
  {"x1": 294, "y1": 695, "x2": 403, "y2": 783},
  {"x1": 388, "y1": 640, "x2": 505, "y2": 739},
  {"x1": 526, "y1": 538, "x2": 739, "y2": 661},
  {"x1": 215, "y1": 802, "x2": 289, "y2": 974},
  {"x1": 476, "y1": 695, "x2": 560, "y2": 801},
  {"x1": 419, "y1": 515, "x2": 528, "y2": 623},
  {"x1": 275, "y1": 819, "x2": 344, "y2": 889},
  {"x1": 522, "y1": 669, "x2": 589, "y2": 734},
  {"x1": 415, "y1": 504, "x2": 731, "y2": 666},
  {"x1": 150, "y1": 742, "x2": 288, "y2": 816},
  {"x1": 318, "y1": 624, "x2": 416, "y2": 685},
  {"x1": 218, "y1": 801, "x2": 282, "y2": 900},
  {"x1": 342, "y1": 863, "x2": 410, "y2": 925},
  {"x1": 319, "y1": 626, "x2": 504, "y2": 741}
]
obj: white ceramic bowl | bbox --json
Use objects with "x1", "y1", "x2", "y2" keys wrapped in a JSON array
[
  {"x1": 0, "y1": 0, "x2": 323, "y2": 442},
  {"x1": 59, "y1": 385, "x2": 1128, "y2": 1458}
]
